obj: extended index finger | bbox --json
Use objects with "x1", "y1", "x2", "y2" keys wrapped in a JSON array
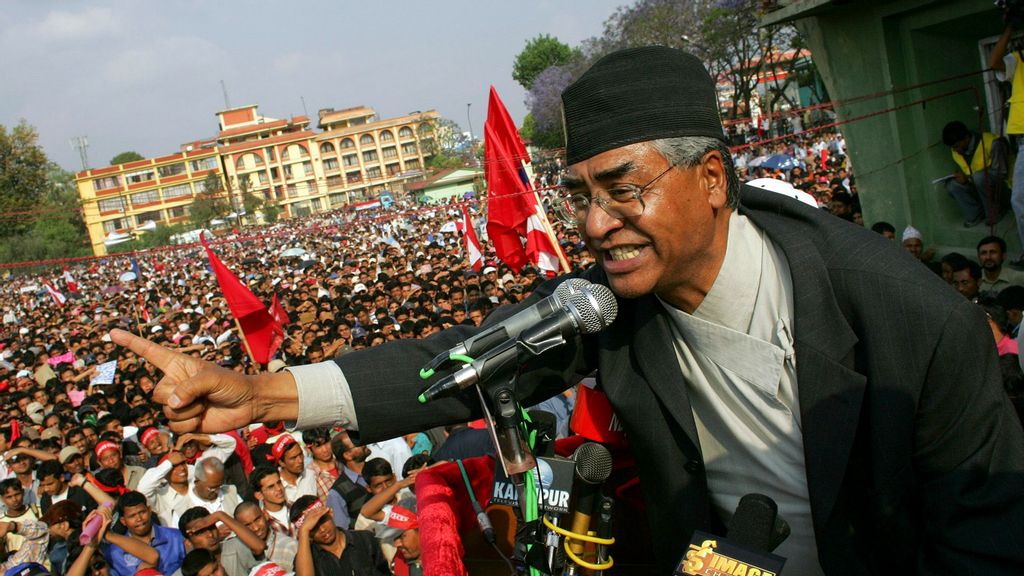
[{"x1": 109, "y1": 328, "x2": 182, "y2": 373}]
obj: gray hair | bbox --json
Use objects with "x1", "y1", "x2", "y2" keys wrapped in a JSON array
[
  {"x1": 651, "y1": 137, "x2": 740, "y2": 209},
  {"x1": 193, "y1": 456, "x2": 224, "y2": 483}
]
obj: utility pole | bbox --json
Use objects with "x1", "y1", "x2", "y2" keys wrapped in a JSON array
[
  {"x1": 69, "y1": 136, "x2": 90, "y2": 170},
  {"x1": 220, "y1": 80, "x2": 231, "y2": 109},
  {"x1": 466, "y1": 103, "x2": 477, "y2": 166}
]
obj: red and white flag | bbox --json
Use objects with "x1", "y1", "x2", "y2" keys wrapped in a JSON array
[
  {"x1": 462, "y1": 205, "x2": 484, "y2": 272},
  {"x1": 483, "y1": 86, "x2": 566, "y2": 276},
  {"x1": 137, "y1": 293, "x2": 151, "y2": 324},
  {"x1": 44, "y1": 281, "x2": 66, "y2": 307},
  {"x1": 62, "y1": 267, "x2": 78, "y2": 293}
]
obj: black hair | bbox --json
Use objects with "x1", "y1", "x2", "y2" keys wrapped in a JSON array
[
  {"x1": 115, "y1": 491, "x2": 147, "y2": 517},
  {"x1": 178, "y1": 506, "x2": 211, "y2": 535},
  {"x1": 289, "y1": 494, "x2": 319, "y2": 525},
  {"x1": 870, "y1": 221, "x2": 895, "y2": 235},
  {"x1": 402, "y1": 453, "x2": 433, "y2": 479},
  {"x1": 977, "y1": 235, "x2": 1008, "y2": 253},
  {"x1": 181, "y1": 548, "x2": 218, "y2": 576},
  {"x1": 301, "y1": 427, "x2": 331, "y2": 445},
  {"x1": 362, "y1": 457, "x2": 393, "y2": 482},
  {"x1": 942, "y1": 120, "x2": 970, "y2": 147},
  {"x1": 979, "y1": 297, "x2": 1011, "y2": 334},
  {"x1": 248, "y1": 465, "x2": 279, "y2": 499},
  {"x1": 37, "y1": 460, "x2": 64, "y2": 482},
  {"x1": 952, "y1": 259, "x2": 982, "y2": 280},
  {"x1": 998, "y1": 285, "x2": 1024, "y2": 311},
  {"x1": 0, "y1": 478, "x2": 21, "y2": 495}
]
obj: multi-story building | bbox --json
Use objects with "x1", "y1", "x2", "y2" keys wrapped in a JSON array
[{"x1": 75, "y1": 104, "x2": 439, "y2": 255}]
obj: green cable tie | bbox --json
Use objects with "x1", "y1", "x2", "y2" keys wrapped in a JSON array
[{"x1": 448, "y1": 353, "x2": 475, "y2": 365}]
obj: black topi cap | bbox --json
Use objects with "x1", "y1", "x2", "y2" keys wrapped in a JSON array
[{"x1": 561, "y1": 46, "x2": 727, "y2": 165}]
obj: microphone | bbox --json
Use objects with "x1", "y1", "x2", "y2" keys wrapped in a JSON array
[
  {"x1": 675, "y1": 494, "x2": 789, "y2": 576},
  {"x1": 421, "y1": 278, "x2": 592, "y2": 375},
  {"x1": 565, "y1": 443, "x2": 613, "y2": 563},
  {"x1": 419, "y1": 284, "x2": 618, "y2": 403},
  {"x1": 726, "y1": 493, "x2": 789, "y2": 553}
]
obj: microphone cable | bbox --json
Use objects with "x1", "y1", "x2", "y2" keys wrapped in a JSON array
[
  {"x1": 540, "y1": 514, "x2": 615, "y2": 571},
  {"x1": 457, "y1": 458, "x2": 516, "y2": 576}
]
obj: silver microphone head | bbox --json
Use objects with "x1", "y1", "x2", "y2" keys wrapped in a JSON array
[
  {"x1": 565, "y1": 284, "x2": 618, "y2": 334},
  {"x1": 572, "y1": 442, "x2": 613, "y2": 485},
  {"x1": 553, "y1": 278, "x2": 592, "y2": 304}
]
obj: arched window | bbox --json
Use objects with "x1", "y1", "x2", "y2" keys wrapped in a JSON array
[
  {"x1": 340, "y1": 138, "x2": 355, "y2": 149},
  {"x1": 379, "y1": 130, "x2": 394, "y2": 142},
  {"x1": 320, "y1": 142, "x2": 335, "y2": 154},
  {"x1": 398, "y1": 126, "x2": 413, "y2": 139},
  {"x1": 360, "y1": 134, "x2": 375, "y2": 146}
]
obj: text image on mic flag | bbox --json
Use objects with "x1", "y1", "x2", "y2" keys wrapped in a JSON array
[{"x1": 677, "y1": 531, "x2": 785, "y2": 576}]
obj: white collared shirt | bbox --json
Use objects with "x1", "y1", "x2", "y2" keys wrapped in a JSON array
[{"x1": 660, "y1": 212, "x2": 823, "y2": 576}]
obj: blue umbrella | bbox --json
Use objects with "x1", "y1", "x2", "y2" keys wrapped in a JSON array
[{"x1": 761, "y1": 154, "x2": 798, "y2": 171}]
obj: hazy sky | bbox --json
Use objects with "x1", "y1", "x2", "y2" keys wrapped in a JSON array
[{"x1": 1, "y1": 1, "x2": 625, "y2": 172}]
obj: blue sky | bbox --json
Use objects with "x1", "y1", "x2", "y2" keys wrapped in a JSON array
[{"x1": 1, "y1": 1, "x2": 625, "y2": 171}]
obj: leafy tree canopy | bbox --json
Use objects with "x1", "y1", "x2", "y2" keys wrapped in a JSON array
[
  {"x1": 110, "y1": 151, "x2": 145, "y2": 165},
  {"x1": 512, "y1": 34, "x2": 577, "y2": 91}
]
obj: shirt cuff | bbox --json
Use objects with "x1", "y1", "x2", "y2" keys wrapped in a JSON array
[{"x1": 284, "y1": 362, "x2": 358, "y2": 431}]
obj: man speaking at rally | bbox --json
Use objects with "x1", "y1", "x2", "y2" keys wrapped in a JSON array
[{"x1": 111, "y1": 46, "x2": 1024, "y2": 574}]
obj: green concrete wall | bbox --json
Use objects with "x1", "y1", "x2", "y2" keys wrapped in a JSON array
[{"x1": 794, "y1": 0, "x2": 1007, "y2": 254}]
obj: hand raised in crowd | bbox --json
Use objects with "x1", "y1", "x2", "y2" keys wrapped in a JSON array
[
  {"x1": 109, "y1": 328, "x2": 298, "y2": 434},
  {"x1": 296, "y1": 505, "x2": 332, "y2": 539}
]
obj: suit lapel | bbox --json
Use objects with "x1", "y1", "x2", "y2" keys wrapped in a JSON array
[
  {"x1": 626, "y1": 296, "x2": 703, "y2": 457},
  {"x1": 741, "y1": 194, "x2": 867, "y2": 533}
]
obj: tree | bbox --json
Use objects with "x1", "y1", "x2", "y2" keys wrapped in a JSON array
[
  {"x1": 110, "y1": 151, "x2": 144, "y2": 165},
  {"x1": 512, "y1": 34, "x2": 577, "y2": 90},
  {"x1": 525, "y1": 65, "x2": 579, "y2": 150},
  {"x1": 0, "y1": 121, "x2": 50, "y2": 238},
  {"x1": 190, "y1": 172, "x2": 229, "y2": 228},
  {"x1": 420, "y1": 118, "x2": 469, "y2": 172}
]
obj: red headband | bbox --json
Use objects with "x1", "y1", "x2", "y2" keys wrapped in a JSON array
[
  {"x1": 140, "y1": 428, "x2": 160, "y2": 447},
  {"x1": 94, "y1": 441, "x2": 120, "y2": 458},
  {"x1": 292, "y1": 499, "x2": 325, "y2": 531},
  {"x1": 87, "y1": 473, "x2": 128, "y2": 496},
  {"x1": 268, "y1": 434, "x2": 297, "y2": 462},
  {"x1": 386, "y1": 505, "x2": 419, "y2": 531}
]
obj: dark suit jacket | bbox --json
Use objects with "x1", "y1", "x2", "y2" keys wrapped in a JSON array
[{"x1": 338, "y1": 185, "x2": 1024, "y2": 574}]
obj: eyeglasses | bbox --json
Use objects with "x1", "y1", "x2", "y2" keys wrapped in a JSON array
[{"x1": 553, "y1": 162, "x2": 678, "y2": 227}]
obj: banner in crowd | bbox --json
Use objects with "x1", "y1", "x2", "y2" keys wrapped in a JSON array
[
  {"x1": 47, "y1": 350, "x2": 75, "y2": 366},
  {"x1": 91, "y1": 360, "x2": 117, "y2": 385},
  {"x1": 44, "y1": 281, "x2": 66, "y2": 307}
]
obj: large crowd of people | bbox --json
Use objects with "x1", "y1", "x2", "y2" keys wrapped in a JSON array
[{"x1": 0, "y1": 116, "x2": 1020, "y2": 576}]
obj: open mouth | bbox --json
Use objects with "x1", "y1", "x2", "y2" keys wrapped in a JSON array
[{"x1": 607, "y1": 246, "x2": 644, "y2": 261}]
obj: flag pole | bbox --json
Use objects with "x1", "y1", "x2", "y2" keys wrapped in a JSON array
[
  {"x1": 530, "y1": 188, "x2": 571, "y2": 273},
  {"x1": 232, "y1": 317, "x2": 259, "y2": 368}
]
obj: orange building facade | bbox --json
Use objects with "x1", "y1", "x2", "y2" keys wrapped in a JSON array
[{"x1": 75, "y1": 104, "x2": 438, "y2": 255}]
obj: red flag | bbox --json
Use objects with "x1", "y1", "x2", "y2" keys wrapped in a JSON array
[
  {"x1": 270, "y1": 293, "x2": 290, "y2": 326},
  {"x1": 483, "y1": 88, "x2": 566, "y2": 275},
  {"x1": 62, "y1": 267, "x2": 78, "y2": 293},
  {"x1": 137, "y1": 294, "x2": 151, "y2": 324},
  {"x1": 462, "y1": 206, "x2": 484, "y2": 272},
  {"x1": 201, "y1": 234, "x2": 283, "y2": 364},
  {"x1": 44, "y1": 281, "x2": 66, "y2": 307},
  {"x1": 486, "y1": 86, "x2": 530, "y2": 165}
]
